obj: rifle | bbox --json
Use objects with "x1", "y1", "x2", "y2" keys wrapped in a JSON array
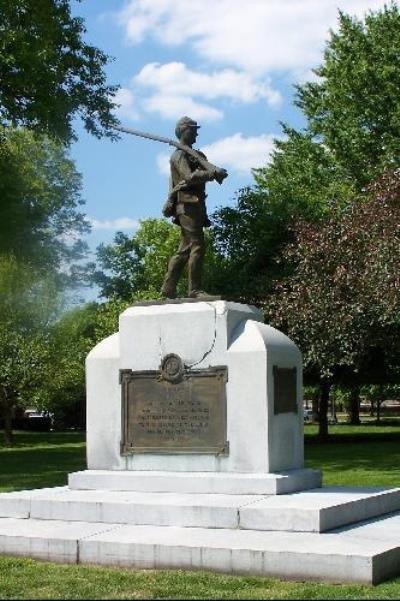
[{"x1": 112, "y1": 124, "x2": 228, "y2": 184}]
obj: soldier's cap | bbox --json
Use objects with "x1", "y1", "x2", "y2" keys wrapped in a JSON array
[
  {"x1": 175, "y1": 116, "x2": 200, "y2": 138},
  {"x1": 176, "y1": 116, "x2": 200, "y2": 129}
]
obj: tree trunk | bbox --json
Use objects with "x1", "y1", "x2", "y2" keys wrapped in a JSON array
[
  {"x1": 330, "y1": 391, "x2": 337, "y2": 423},
  {"x1": 376, "y1": 384, "x2": 384, "y2": 424},
  {"x1": 370, "y1": 397, "x2": 375, "y2": 417},
  {"x1": 318, "y1": 378, "x2": 331, "y2": 441},
  {"x1": 312, "y1": 397, "x2": 319, "y2": 422},
  {"x1": 3, "y1": 402, "x2": 14, "y2": 446},
  {"x1": 348, "y1": 384, "x2": 360, "y2": 425}
]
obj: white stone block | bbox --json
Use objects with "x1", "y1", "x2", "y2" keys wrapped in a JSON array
[
  {"x1": 0, "y1": 511, "x2": 399, "y2": 584},
  {"x1": 0, "y1": 489, "x2": 34, "y2": 518},
  {"x1": 28, "y1": 488, "x2": 259, "y2": 529},
  {"x1": 78, "y1": 515, "x2": 400, "y2": 584},
  {"x1": 0, "y1": 487, "x2": 67, "y2": 518},
  {"x1": 68, "y1": 468, "x2": 322, "y2": 495},
  {"x1": 86, "y1": 333, "x2": 125, "y2": 471},
  {"x1": 239, "y1": 486, "x2": 400, "y2": 532},
  {"x1": 0, "y1": 518, "x2": 117, "y2": 564},
  {"x1": 86, "y1": 301, "x2": 305, "y2": 476}
]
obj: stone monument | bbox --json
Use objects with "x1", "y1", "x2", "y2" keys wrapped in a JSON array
[
  {"x1": 82, "y1": 300, "x2": 319, "y2": 492},
  {"x1": 0, "y1": 119, "x2": 399, "y2": 584},
  {"x1": 0, "y1": 298, "x2": 399, "y2": 585}
]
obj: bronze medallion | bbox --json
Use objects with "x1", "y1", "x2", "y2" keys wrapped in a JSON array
[{"x1": 160, "y1": 353, "x2": 184, "y2": 383}]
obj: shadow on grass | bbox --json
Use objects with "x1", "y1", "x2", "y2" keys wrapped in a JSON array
[
  {"x1": 305, "y1": 419, "x2": 400, "y2": 445},
  {"x1": 0, "y1": 430, "x2": 85, "y2": 449},
  {"x1": 0, "y1": 431, "x2": 86, "y2": 492},
  {"x1": 305, "y1": 438, "x2": 400, "y2": 487}
]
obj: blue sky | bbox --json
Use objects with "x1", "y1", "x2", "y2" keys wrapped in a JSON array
[{"x1": 69, "y1": 0, "x2": 385, "y2": 301}]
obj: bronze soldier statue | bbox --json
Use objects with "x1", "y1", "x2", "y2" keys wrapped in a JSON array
[{"x1": 161, "y1": 116, "x2": 228, "y2": 299}]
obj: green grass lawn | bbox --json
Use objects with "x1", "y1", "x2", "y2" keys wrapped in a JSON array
[
  {"x1": 0, "y1": 431, "x2": 86, "y2": 493},
  {"x1": 0, "y1": 425, "x2": 399, "y2": 599},
  {"x1": 304, "y1": 421, "x2": 400, "y2": 487}
]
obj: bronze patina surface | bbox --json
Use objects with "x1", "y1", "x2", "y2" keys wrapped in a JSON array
[
  {"x1": 160, "y1": 116, "x2": 228, "y2": 299},
  {"x1": 273, "y1": 366, "x2": 298, "y2": 414},
  {"x1": 120, "y1": 360, "x2": 228, "y2": 455}
]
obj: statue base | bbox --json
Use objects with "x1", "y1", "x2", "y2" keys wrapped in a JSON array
[{"x1": 0, "y1": 300, "x2": 399, "y2": 584}]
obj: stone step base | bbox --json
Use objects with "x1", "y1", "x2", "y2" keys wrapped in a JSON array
[
  {"x1": 240, "y1": 486, "x2": 400, "y2": 532},
  {"x1": 68, "y1": 469, "x2": 322, "y2": 495},
  {"x1": 0, "y1": 514, "x2": 399, "y2": 584},
  {"x1": 1, "y1": 486, "x2": 399, "y2": 533}
]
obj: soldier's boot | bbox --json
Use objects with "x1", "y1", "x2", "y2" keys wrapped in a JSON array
[{"x1": 161, "y1": 248, "x2": 189, "y2": 298}]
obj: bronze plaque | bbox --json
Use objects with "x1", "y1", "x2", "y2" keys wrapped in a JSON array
[
  {"x1": 120, "y1": 364, "x2": 228, "y2": 455},
  {"x1": 273, "y1": 366, "x2": 298, "y2": 414}
]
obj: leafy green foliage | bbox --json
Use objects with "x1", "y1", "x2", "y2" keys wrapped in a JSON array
[
  {"x1": 267, "y1": 170, "x2": 400, "y2": 383},
  {"x1": 36, "y1": 304, "x2": 98, "y2": 427},
  {"x1": 297, "y1": 4, "x2": 400, "y2": 187},
  {"x1": 93, "y1": 219, "x2": 184, "y2": 301},
  {"x1": 214, "y1": 5, "x2": 400, "y2": 305},
  {"x1": 254, "y1": 127, "x2": 355, "y2": 218},
  {"x1": 0, "y1": 256, "x2": 61, "y2": 443},
  {"x1": 0, "y1": 0, "x2": 118, "y2": 141},
  {"x1": 0, "y1": 126, "x2": 90, "y2": 283},
  {"x1": 210, "y1": 190, "x2": 290, "y2": 302},
  {"x1": 93, "y1": 217, "x2": 236, "y2": 303}
]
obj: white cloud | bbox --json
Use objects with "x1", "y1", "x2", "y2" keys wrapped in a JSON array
[
  {"x1": 156, "y1": 133, "x2": 278, "y2": 177},
  {"x1": 134, "y1": 62, "x2": 281, "y2": 107},
  {"x1": 130, "y1": 61, "x2": 281, "y2": 123},
  {"x1": 90, "y1": 217, "x2": 139, "y2": 231},
  {"x1": 114, "y1": 87, "x2": 140, "y2": 121},
  {"x1": 143, "y1": 93, "x2": 223, "y2": 122},
  {"x1": 203, "y1": 133, "x2": 278, "y2": 174},
  {"x1": 118, "y1": 0, "x2": 385, "y2": 76}
]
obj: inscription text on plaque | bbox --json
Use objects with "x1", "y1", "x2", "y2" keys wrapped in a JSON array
[{"x1": 120, "y1": 362, "x2": 228, "y2": 455}]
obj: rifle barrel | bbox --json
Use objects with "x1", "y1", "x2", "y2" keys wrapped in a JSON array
[
  {"x1": 112, "y1": 124, "x2": 177, "y2": 147},
  {"x1": 113, "y1": 123, "x2": 227, "y2": 182}
]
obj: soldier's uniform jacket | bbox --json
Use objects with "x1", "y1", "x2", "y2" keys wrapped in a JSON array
[{"x1": 169, "y1": 148, "x2": 214, "y2": 227}]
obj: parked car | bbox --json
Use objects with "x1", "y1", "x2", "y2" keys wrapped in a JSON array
[
  {"x1": 303, "y1": 408, "x2": 314, "y2": 422},
  {"x1": 22, "y1": 410, "x2": 53, "y2": 432}
]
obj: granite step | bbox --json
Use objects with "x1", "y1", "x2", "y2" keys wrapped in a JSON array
[
  {"x1": 0, "y1": 514, "x2": 399, "y2": 584},
  {"x1": 0, "y1": 488, "x2": 260, "y2": 529},
  {"x1": 240, "y1": 486, "x2": 400, "y2": 532},
  {"x1": 68, "y1": 469, "x2": 322, "y2": 495},
  {"x1": 0, "y1": 486, "x2": 399, "y2": 533}
]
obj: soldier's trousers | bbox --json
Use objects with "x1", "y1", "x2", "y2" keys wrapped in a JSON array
[{"x1": 161, "y1": 215, "x2": 205, "y2": 297}]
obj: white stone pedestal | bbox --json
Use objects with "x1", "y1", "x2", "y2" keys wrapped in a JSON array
[
  {"x1": 0, "y1": 299, "x2": 399, "y2": 585},
  {"x1": 84, "y1": 300, "x2": 320, "y2": 492}
]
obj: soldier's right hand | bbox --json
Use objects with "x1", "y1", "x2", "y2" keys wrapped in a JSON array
[{"x1": 214, "y1": 168, "x2": 228, "y2": 184}]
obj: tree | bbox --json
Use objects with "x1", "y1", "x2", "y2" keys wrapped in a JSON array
[
  {"x1": 214, "y1": 5, "x2": 400, "y2": 305},
  {"x1": 267, "y1": 170, "x2": 400, "y2": 439},
  {"x1": 297, "y1": 4, "x2": 400, "y2": 187},
  {"x1": 0, "y1": 256, "x2": 60, "y2": 445},
  {"x1": 0, "y1": 0, "x2": 118, "y2": 142},
  {"x1": 0, "y1": 126, "x2": 90, "y2": 284},
  {"x1": 36, "y1": 303, "x2": 98, "y2": 428},
  {"x1": 93, "y1": 218, "x2": 229, "y2": 302},
  {"x1": 93, "y1": 220, "x2": 181, "y2": 301},
  {"x1": 210, "y1": 124, "x2": 356, "y2": 305}
]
